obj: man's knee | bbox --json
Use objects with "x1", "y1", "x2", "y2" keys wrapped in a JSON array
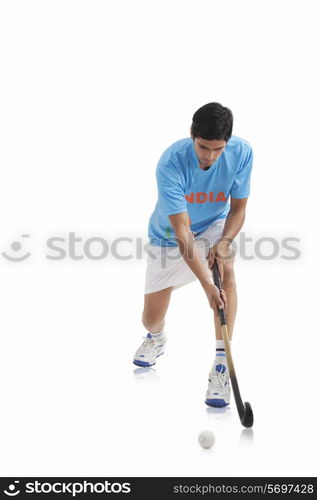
[
  {"x1": 142, "y1": 310, "x2": 164, "y2": 331},
  {"x1": 223, "y1": 264, "x2": 236, "y2": 292}
]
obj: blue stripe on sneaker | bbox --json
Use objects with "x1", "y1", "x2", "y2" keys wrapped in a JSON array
[
  {"x1": 133, "y1": 351, "x2": 164, "y2": 368},
  {"x1": 133, "y1": 360, "x2": 154, "y2": 367},
  {"x1": 205, "y1": 398, "x2": 229, "y2": 408}
]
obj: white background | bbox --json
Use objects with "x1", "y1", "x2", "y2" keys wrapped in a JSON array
[{"x1": 0, "y1": 0, "x2": 316, "y2": 477}]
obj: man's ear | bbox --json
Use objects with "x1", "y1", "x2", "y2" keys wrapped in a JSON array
[{"x1": 190, "y1": 127, "x2": 194, "y2": 139}]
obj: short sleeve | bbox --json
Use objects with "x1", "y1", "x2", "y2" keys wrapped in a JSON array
[
  {"x1": 230, "y1": 145, "x2": 253, "y2": 198},
  {"x1": 156, "y1": 163, "x2": 187, "y2": 216}
]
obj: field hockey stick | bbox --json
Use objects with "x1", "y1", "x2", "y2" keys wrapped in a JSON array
[{"x1": 212, "y1": 260, "x2": 254, "y2": 428}]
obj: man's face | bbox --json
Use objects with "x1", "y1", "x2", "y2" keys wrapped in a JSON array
[{"x1": 191, "y1": 135, "x2": 227, "y2": 170}]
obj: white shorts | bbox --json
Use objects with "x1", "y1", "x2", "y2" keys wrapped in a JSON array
[{"x1": 144, "y1": 218, "x2": 226, "y2": 294}]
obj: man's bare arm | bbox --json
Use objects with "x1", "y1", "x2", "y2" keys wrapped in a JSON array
[
  {"x1": 220, "y1": 197, "x2": 248, "y2": 244},
  {"x1": 208, "y1": 197, "x2": 248, "y2": 275},
  {"x1": 168, "y1": 211, "x2": 226, "y2": 312}
]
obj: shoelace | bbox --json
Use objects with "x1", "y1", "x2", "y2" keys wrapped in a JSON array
[
  {"x1": 138, "y1": 336, "x2": 158, "y2": 353},
  {"x1": 209, "y1": 371, "x2": 228, "y2": 390}
]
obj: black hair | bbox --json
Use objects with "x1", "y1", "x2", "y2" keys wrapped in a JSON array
[{"x1": 191, "y1": 102, "x2": 233, "y2": 142}]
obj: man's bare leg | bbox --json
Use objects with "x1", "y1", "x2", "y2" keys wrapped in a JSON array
[
  {"x1": 205, "y1": 260, "x2": 236, "y2": 407},
  {"x1": 133, "y1": 287, "x2": 173, "y2": 367},
  {"x1": 213, "y1": 260, "x2": 237, "y2": 340},
  {"x1": 142, "y1": 286, "x2": 173, "y2": 334}
]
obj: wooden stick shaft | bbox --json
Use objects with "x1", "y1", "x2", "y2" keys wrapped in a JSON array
[{"x1": 221, "y1": 324, "x2": 244, "y2": 417}]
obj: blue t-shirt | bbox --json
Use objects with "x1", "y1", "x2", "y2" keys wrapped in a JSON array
[{"x1": 148, "y1": 136, "x2": 253, "y2": 246}]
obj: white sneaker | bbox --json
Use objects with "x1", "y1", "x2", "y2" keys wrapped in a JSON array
[
  {"x1": 205, "y1": 363, "x2": 231, "y2": 407},
  {"x1": 133, "y1": 332, "x2": 167, "y2": 367}
]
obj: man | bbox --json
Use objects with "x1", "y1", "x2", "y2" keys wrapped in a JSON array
[{"x1": 133, "y1": 102, "x2": 253, "y2": 408}]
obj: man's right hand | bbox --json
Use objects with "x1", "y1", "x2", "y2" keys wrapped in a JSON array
[{"x1": 202, "y1": 282, "x2": 227, "y2": 315}]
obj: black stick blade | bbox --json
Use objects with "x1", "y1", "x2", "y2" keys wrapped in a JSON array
[{"x1": 241, "y1": 402, "x2": 254, "y2": 428}]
